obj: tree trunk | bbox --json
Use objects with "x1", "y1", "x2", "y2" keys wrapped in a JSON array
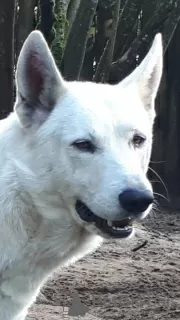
[
  {"x1": 15, "y1": 0, "x2": 36, "y2": 62},
  {"x1": 0, "y1": 0, "x2": 16, "y2": 119},
  {"x1": 161, "y1": 0, "x2": 180, "y2": 52},
  {"x1": 38, "y1": 0, "x2": 55, "y2": 46},
  {"x1": 51, "y1": 0, "x2": 69, "y2": 69},
  {"x1": 67, "y1": 0, "x2": 80, "y2": 37},
  {"x1": 93, "y1": 0, "x2": 121, "y2": 82},
  {"x1": 153, "y1": 21, "x2": 180, "y2": 208},
  {"x1": 63, "y1": 0, "x2": 99, "y2": 80},
  {"x1": 94, "y1": 0, "x2": 114, "y2": 69},
  {"x1": 114, "y1": 0, "x2": 145, "y2": 60}
]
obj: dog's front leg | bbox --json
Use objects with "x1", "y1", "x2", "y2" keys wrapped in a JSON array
[
  {"x1": 0, "y1": 272, "x2": 38, "y2": 320},
  {"x1": 14, "y1": 311, "x2": 27, "y2": 320},
  {"x1": 14, "y1": 310, "x2": 28, "y2": 320},
  {"x1": 0, "y1": 291, "x2": 27, "y2": 320}
]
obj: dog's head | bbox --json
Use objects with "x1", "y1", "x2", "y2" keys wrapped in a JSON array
[{"x1": 14, "y1": 31, "x2": 163, "y2": 239}]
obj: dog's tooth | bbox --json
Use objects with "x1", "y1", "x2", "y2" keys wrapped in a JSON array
[
  {"x1": 107, "y1": 220, "x2": 113, "y2": 227},
  {"x1": 114, "y1": 226, "x2": 121, "y2": 230}
]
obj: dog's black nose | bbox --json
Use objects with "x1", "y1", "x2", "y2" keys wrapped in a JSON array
[{"x1": 119, "y1": 189, "x2": 154, "y2": 214}]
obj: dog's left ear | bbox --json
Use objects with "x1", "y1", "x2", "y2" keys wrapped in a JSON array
[
  {"x1": 121, "y1": 34, "x2": 163, "y2": 110},
  {"x1": 15, "y1": 30, "x2": 66, "y2": 128}
]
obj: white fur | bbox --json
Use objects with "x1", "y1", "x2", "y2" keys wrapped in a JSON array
[{"x1": 0, "y1": 31, "x2": 163, "y2": 319}]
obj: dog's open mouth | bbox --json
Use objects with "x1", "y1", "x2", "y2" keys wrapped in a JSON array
[{"x1": 75, "y1": 200, "x2": 133, "y2": 238}]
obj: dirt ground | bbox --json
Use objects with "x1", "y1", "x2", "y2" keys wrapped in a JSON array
[{"x1": 28, "y1": 209, "x2": 180, "y2": 320}]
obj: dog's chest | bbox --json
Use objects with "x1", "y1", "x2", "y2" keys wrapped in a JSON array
[{"x1": 26, "y1": 219, "x2": 101, "y2": 276}]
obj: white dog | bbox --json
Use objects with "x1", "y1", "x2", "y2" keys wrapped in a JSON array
[{"x1": 0, "y1": 31, "x2": 162, "y2": 319}]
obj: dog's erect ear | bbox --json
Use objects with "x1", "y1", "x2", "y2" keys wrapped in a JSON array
[
  {"x1": 121, "y1": 34, "x2": 163, "y2": 110},
  {"x1": 15, "y1": 31, "x2": 65, "y2": 128}
]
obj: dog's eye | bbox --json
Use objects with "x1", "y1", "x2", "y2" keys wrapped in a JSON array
[
  {"x1": 132, "y1": 134, "x2": 146, "y2": 148},
  {"x1": 72, "y1": 140, "x2": 96, "y2": 153}
]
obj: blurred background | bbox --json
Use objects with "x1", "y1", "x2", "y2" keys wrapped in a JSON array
[{"x1": 0, "y1": 0, "x2": 179, "y2": 209}]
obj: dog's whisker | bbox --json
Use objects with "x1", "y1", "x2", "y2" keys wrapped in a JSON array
[
  {"x1": 148, "y1": 201, "x2": 161, "y2": 218},
  {"x1": 148, "y1": 166, "x2": 169, "y2": 200},
  {"x1": 153, "y1": 192, "x2": 169, "y2": 202},
  {"x1": 150, "y1": 160, "x2": 165, "y2": 164},
  {"x1": 150, "y1": 179, "x2": 162, "y2": 184}
]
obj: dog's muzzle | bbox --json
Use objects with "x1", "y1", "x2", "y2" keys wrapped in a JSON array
[{"x1": 75, "y1": 200, "x2": 134, "y2": 239}]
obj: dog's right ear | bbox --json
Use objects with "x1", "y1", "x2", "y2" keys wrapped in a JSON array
[
  {"x1": 15, "y1": 31, "x2": 66, "y2": 129},
  {"x1": 120, "y1": 34, "x2": 163, "y2": 112}
]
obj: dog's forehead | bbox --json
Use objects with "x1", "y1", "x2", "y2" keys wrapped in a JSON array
[{"x1": 55, "y1": 81, "x2": 150, "y2": 139}]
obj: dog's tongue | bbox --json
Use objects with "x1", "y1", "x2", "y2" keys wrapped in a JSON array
[{"x1": 112, "y1": 218, "x2": 132, "y2": 228}]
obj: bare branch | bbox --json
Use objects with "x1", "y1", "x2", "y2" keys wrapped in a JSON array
[
  {"x1": 132, "y1": 240, "x2": 148, "y2": 252},
  {"x1": 114, "y1": 0, "x2": 145, "y2": 59},
  {"x1": 110, "y1": 0, "x2": 177, "y2": 82}
]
